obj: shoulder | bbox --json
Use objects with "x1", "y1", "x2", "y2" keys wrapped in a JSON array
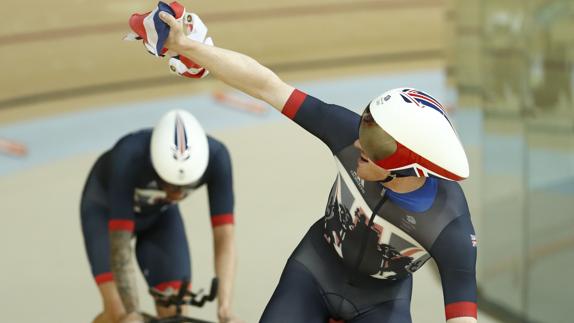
[
  {"x1": 430, "y1": 179, "x2": 475, "y2": 251},
  {"x1": 204, "y1": 136, "x2": 232, "y2": 176},
  {"x1": 430, "y1": 184, "x2": 475, "y2": 261},
  {"x1": 207, "y1": 135, "x2": 231, "y2": 162},
  {"x1": 111, "y1": 129, "x2": 152, "y2": 158},
  {"x1": 107, "y1": 130, "x2": 153, "y2": 179},
  {"x1": 437, "y1": 179, "x2": 470, "y2": 216},
  {"x1": 207, "y1": 135, "x2": 227, "y2": 153}
]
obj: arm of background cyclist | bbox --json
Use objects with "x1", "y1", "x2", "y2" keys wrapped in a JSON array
[
  {"x1": 213, "y1": 225, "x2": 238, "y2": 322},
  {"x1": 430, "y1": 215, "x2": 478, "y2": 323},
  {"x1": 109, "y1": 231, "x2": 140, "y2": 320},
  {"x1": 107, "y1": 137, "x2": 146, "y2": 322},
  {"x1": 205, "y1": 139, "x2": 240, "y2": 322}
]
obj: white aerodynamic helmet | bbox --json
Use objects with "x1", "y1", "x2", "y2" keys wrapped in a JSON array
[
  {"x1": 358, "y1": 88, "x2": 469, "y2": 181},
  {"x1": 151, "y1": 109, "x2": 209, "y2": 185}
]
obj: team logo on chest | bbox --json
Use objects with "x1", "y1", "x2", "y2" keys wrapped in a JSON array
[{"x1": 323, "y1": 155, "x2": 431, "y2": 280}]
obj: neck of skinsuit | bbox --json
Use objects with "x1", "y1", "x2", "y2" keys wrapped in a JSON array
[{"x1": 381, "y1": 175, "x2": 427, "y2": 194}]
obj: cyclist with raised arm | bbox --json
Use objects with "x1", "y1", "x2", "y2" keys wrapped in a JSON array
[
  {"x1": 81, "y1": 110, "x2": 241, "y2": 323},
  {"x1": 132, "y1": 6, "x2": 478, "y2": 322}
]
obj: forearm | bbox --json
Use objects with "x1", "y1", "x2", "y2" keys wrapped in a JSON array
[
  {"x1": 175, "y1": 41, "x2": 293, "y2": 111},
  {"x1": 110, "y1": 230, "x2": 140, "y2": 315},
  {"x1": 213, "y1": 225, "x2": 237, "y2": 311}
]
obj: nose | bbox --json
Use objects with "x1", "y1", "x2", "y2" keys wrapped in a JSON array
[{"x1": 353, "y1": 139, "x2": 362, "y2": 150}]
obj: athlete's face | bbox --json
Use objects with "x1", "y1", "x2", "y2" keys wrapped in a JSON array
[{"x1": 353, "y1": 140, "x2": 391, "y2": 181}]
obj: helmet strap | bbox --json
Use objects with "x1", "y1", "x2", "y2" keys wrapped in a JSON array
[{"x1": 378, "y1": 174, "x2": 396, "y2": 183}]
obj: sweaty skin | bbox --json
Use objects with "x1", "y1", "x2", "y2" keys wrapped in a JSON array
[{"x1": 158, "y1": 11, "x2": 477, "y2": 323}]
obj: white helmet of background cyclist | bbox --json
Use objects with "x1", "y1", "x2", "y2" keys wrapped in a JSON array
[
  {"x1": 358, "y1": 88, "x2": 469, "y2": 181},
  {"x1": 151, "y1": 109, "x2": 209, "y2": 185}
]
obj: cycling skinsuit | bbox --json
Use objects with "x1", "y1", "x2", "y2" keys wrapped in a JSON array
[
  {"x1": 80, "y1": 129, "x2": 234, "y2": 292},
  {"x1": 260, "y1": 90, "x2": 477, "y2": 323}
]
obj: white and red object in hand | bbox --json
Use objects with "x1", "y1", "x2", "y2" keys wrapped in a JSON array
[
  {"x1": 125, "y1": 1, "x2": 213, "y2": 78},
  {"x1": 167, "y1": 12, "x2": 214, "y2": 79}
]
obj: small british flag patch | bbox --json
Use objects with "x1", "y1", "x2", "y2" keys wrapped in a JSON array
[{"x1": 470, "y1": 234, "x2": 477, "y2": 247}]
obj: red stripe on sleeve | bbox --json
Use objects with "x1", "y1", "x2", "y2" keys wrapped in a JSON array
[
  {"x1": 108, "y1": 219, "x2": 135, "y2": 232},
  {"x1": 282, "y1": 89, "x2": 307, "y2": 119},
  {"x1": 445, "y1": 301, "x2": 477, "y2": 320},
  {"x1": 211, "y1": 213, "x2": 234, "y2": 227},
  {"x1": 94, "y1": 272, "x2": 114, "y2": 285}
]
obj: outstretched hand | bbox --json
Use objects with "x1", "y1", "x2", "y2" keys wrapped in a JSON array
[{"x1": 159, "y1": 11, "x2": 188, "y2": 53}]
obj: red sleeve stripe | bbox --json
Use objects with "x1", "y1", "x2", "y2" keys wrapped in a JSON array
[
  {"x1": 108, "y1": 219, "x2": 135, "y2": 232},
  {"x1": 94, "y1": 272, "x2": 114, "y2": 285},
  {"x1": 282, "y1": 89, "x2": 307, "y2": 119},
  {"x1": 211, "y1": 213, "x2": 234, "y2": 227},
  {"x1": 445, "y1": 301, "x2": 477, "y2": 320},
  {"x1": 154, "y1": 280, "x2": 191, "y2": 292}
]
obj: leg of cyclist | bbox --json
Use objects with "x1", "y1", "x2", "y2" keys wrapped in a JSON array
[
  {"x1": 135, "y1": 204, "x2": 192, "y2": 318},
  {"x1": 260, "y1": 259, "x2": 331, "y2": 323}
]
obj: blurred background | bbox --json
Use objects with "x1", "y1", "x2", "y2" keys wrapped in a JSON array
[{"x1": 0, "y1": 0, "x2": 572, "y2": 322}]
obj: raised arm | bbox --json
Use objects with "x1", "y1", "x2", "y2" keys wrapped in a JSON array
[
  {"x1": 160, "y1": 12, "x2": 293, "y2": 111},
  {"x1": 160, "y1": 12, "x2": 359, "y2": 154}
]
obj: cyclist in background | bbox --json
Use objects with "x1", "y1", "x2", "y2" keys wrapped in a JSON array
[{"x1": 81, "y1": 110, "x2": 241, "y2": 323}]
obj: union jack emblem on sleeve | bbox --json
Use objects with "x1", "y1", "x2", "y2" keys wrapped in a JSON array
[{"x1": 470, "y1": 234, "x2": 477, "y2": 247}]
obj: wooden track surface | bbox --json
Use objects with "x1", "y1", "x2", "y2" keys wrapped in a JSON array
[{"x1": 0, "y1": 0, "x2": 446, "y2": 121}]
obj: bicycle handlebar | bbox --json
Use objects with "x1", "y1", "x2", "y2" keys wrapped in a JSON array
[
  {"x1": 143, "y1": 313, "x2": 215, "y2": 323},
  {"x1": 149, "y1": 278, "x2": 218, "y2": 308}
]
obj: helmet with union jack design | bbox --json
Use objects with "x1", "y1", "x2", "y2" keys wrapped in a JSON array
[
  {"x1": 151, "y1": 109, "x2": 209, "y2": 185},
  {"x1": 358, "y1": 88, "x2": 469, "y2": 181}
]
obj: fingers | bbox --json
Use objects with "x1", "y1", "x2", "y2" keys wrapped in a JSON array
[{"x1": 159, "y1": 11, "x2": 177, "y2": 27}]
